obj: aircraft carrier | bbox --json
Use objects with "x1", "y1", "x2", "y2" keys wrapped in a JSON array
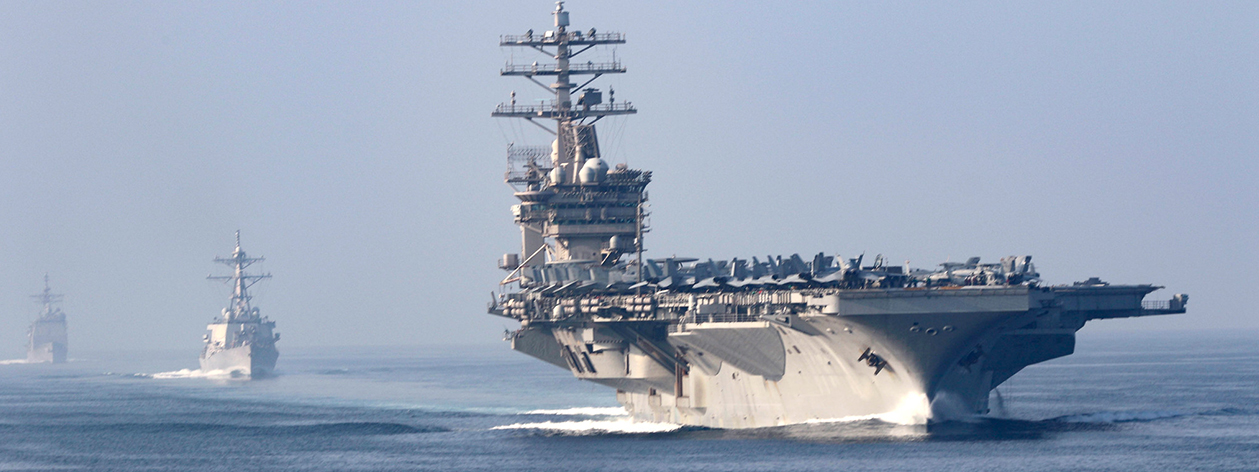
[
  {"x1": 201, "y1": 231, "x2": 279, "y2": 378},
  {"x1": 27, "y1": 275, "x2": 68, "y2": 364},
  {"x1": 488, "y1": 3, "x2": 1188, "y2": 428}
]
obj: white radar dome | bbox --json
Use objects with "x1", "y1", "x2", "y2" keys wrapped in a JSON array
[
  {"x1": 579, "y1": 158, "x2": 608, "y2": 184},
  {"x1": 549, "y1": 165, "x2": 567, "y2": 185}
]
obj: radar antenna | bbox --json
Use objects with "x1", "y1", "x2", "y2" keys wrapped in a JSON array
[
  {"x1": 31, "y1": 274, "x2": 64, "y2": 317},
  {"x1": 207, "y1": 231, "x2": 271, "y2": 321},
  {"x1": 494, "y1": 2, "x2": 649, "y2": 277}
]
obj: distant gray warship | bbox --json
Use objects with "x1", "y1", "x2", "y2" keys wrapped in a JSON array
[
  {"x1": 27, "y1": 275, "x2": 68, "y2": 364},
  {"x1": 201, "y1": 231, "x2": 279, "y2": 377},
  {"x1": 487, "y1": 4, "x2": 1189, "y2": 428}
]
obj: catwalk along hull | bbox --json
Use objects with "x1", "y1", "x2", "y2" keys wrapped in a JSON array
[{"x1": 508, "y1": 285, "x2": 1186, "y2": 428}]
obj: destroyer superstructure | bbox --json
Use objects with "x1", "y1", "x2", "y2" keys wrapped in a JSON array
[
  {"x1": 487, "y1": 4, "x2": 1188, "y2": 428},
  {"x1": 201, "y1": 231, "x2": 279, "y2": 378},
  {"x1": 27, "y1": 275, "x2": 68, "y2": 364}
]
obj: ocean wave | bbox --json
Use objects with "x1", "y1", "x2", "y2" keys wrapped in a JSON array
[
  {"x1": 518, "y1": 407, "x2": 627, "y2": 416},
  {"x1": 315, "y1": 368, "x2": 353, "y2": 375},
  {"x1": 270, "y1": 422, "x2": 447, "y2": 435},
  {"x1": 1211, "y1": 407, "x2": 1259, "y2": 417},
  {"x1": 0, "y1": 461, "x2": 78, "y2": 471},
  {"x1": 0, "y1": 359, "x2": 29, "y2": 365},
  {"x1": 79, "y1": 422, "x2": 444, "y2": 436},
  {"x1": 103, "y1": 371, "x2": 154, "y2": 379},
  {"x1": 492, "y1": 419, "x2": 682, "y2": 435},
  {"x1": 1051, "y1": 410, "x2": 1190, "y2": 423}
]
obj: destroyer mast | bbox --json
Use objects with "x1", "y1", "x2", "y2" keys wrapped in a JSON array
[
  {"x1": 209, "y1": 231, "x2": 271, "y2": 323},
  {"x1": 201, "y1": 231, "x2": 279, "y2": 377}
]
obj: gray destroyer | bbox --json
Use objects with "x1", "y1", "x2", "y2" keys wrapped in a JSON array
[
  {"x1": 201, "y1": 232, "x2": 279, "y2": 377},
  {"x1": 27, "y1": 275, "x2": 68, "y2": 364},
  {"x1": 488, "y1": 4, "x2": 1188, "y2": 428}
]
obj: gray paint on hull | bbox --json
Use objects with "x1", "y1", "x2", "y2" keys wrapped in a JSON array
[
  {"x1": 27, "y1": 342, "x2": 67, "y2": 364},
  {"x1": 505, "y1": 285, "x2": 1180, "y2": 429},
  {"x1": 200, "y1": 344, "x2": 278, "y2": 378},
  {"x1": 510, "y1": 326, "x2": 569, "y2": 370},
  {"x1": 669, "y1": 326, "x2": 785, "y2": 380}
]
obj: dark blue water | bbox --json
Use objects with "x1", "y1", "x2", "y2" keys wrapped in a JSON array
[{"x1": 1, "y1": 330, "x2": 1256, "y2": 471}]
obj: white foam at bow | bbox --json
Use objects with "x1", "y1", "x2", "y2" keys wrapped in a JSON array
[
  {"x1": 492, "y1": 418, "x2": 681, "y2": 434},
  {"x1": 0, "y1": 359, "x2": 30, "y2": 365},
  {"x1": 519, "y1": 407, "x2": 627, "y2": 416},
  {"x1": 149, "y1": 368, "x2": 236, "y2": 380},
  {"x1": 806, "y1": 392, "x2": 932, "y2": 426}
]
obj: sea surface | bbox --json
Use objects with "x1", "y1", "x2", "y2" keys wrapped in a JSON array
[{"x1": 1, "y1": 329, "x2": 1256, "y2": 471}]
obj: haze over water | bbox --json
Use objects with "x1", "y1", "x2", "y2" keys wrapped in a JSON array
[
  {"x1": 0, "y1": 1, "x2": 1255, "y2": 469},
  {"x1": 1, "y1": 1, "x2": 1255, "y2": 351}
]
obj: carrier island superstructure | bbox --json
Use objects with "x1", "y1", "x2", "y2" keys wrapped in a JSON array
[
  {"x1": 487, "y1": 4, "x2": 1188, "y2": 428},
  {"x1": 27, "y1": 275, "x2": 68, "y2": 364},
  {"x1": 201, "y1": 232, "x2": 279, "y2": 377}
]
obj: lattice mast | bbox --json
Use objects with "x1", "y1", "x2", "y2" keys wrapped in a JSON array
[
  {"x1": 495, "y1": 2, "x2": 648, "y2": 278},
  {"x1": 31, "y1": 274, "x2": 64, "y2": 320},
  {"x1": 207, "y1": 230, "x2": 271, "y2": 321}
]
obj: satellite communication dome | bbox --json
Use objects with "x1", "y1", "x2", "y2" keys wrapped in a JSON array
[
  {"x1": 579, "y1": 157, "x2": 608, "y2": 184},
  {"x1": 549, "y1": 165, "x2": 567, "y2": 185}
]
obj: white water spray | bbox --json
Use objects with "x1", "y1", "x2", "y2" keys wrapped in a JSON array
[
  {"x1": 806, "y1": 392, "x2": 932, "y2": 426},
  {"x1": 147, "y1": 369, "x2": 237, "y2": 380},
  {"x1": 493, "y1": 418, "x2": 682, "y2": 435}
]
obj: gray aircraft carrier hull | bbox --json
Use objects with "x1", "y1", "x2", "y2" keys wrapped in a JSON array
[
  {"x1": 485, "y1": 3, "x2": 1186, "y2": 430},
  {"x1": 509, "y1": 284, "x2": 1184, "y2": 428}
]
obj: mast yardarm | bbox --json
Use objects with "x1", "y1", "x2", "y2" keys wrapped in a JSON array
[
  {"x1": 207, "y1": 230, "x2": 271, "y2": 322},
  {"x1": 31, "y1": 274, "x2": 64, "y2": 319},
  {"x1": 495, "y1": 2, "x2": 648, "y2": 278}
]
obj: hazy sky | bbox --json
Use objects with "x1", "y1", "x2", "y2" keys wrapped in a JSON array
[{"x1": 1, "y1": 1, "x2": 1255, "y2": 353}]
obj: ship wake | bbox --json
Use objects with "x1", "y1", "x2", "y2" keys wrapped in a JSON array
[
  {"x1": 496, "y1": 407, "x2": 682, "y2": 435},
  {"x1": 492, "y1": 418, "x2": 683, "y2": 435},
  {"x1": 142, "y1": 368, "x2": 241, "y2": 380}
]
